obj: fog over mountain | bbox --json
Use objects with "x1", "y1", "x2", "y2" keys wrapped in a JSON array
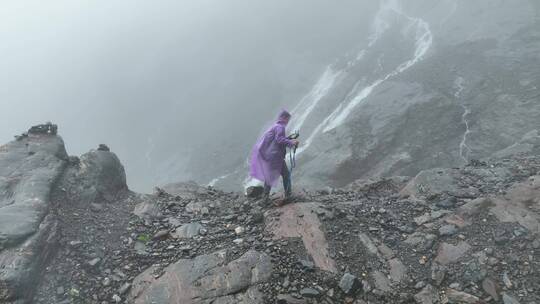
[
  {"x1": 0, "y1": 0, "x2": 377, "y2": 191},
  {"x1": 2, "y1": 0, "x2": 539, "y2": 193},
  {"x1": 2, "y1": 2, "x2": 540, "y2": 303}
]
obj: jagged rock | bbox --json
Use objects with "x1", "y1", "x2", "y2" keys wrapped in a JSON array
[
  {"x1": 372, "y1": 271, "x2": 392, "y2": 293},
  {"x1": 400, "y1": 167, "x2": 510, "y2": 201},
  {"x1": 378, "y1": 244, "x2": 395, "y2": 259},
  {"x1": 358, "y1": 233, "x2": 380, "y2": 255},
  {"x1": 112, "y1": 294, "x2": 121, "y2": 303},
  {"x1": 185, "y1": 200, "x2": 218, "y2": 214},
  {"x1": 246, "y1": 186, "x2": 264, "y2": 198},
  {"x1": 482, "y1": 278, "x2": 500, "y2": 301},
  {"x1": 490, "y1": 176, "x2": 540, "y2": 234},
  {"x1": 0, "y1": 133, "x2": 67, "y2": 303},
  {"x1": 97, "y1": 144, "x2": 110, "y2": 152},
  {"x1": 405, "y1": 232, "x2": 437, "y2": 251},
  {"x1": 439, "y1": 225, "x2": 458, "y2": 236},
  {"x1": 28, "y1": 122, "x2": 58, "y2": 135},
  {"x1": 462, "y1": 260, "x2": 487, "y2": 283},
  {"x1": 339, "y1": 273, "x2": 361, "y2": 295},
  {"x1": 435, "y1": 242, "x2": 471, "y2": 265},
  {"x1": 414, "y1": 284, "x2": 438, "y2": 304},
  {"x1": 88, "y1": 257, "x2": 101, "y2": 267},
  {"x1": 436, "y1": 197, "x2": 457, "y2": 209},
  {"x1": 161, "y1": 181, "x2": 208, "y2": 199},
  {"x1": 265, "y1": 202, "x2": 337, "y2": 273},
  {"x1": 502, "y1": 272, "x2": 513, "y2": 289},
  {"x1": 389, "y1": 259, "x2": 408, "y2": 283},
  {"x1": 415, "y1": 213, "x2": 432, "y2": 226},
  {"x1": 133, "y1": 201, "x2": 163, "y2": 222},
  {"x1": 172, "y1": 222, "x2": 204, "y2": 239},
  {"x1": 59, "y1": 148, "x2": 128, "y2": 205},
  {"x1": 89, "y1": 203, "x2": 104, "y2": 212},
  {"x1": 152, "y1": 230, "x2": 169, "y2": 240},
  {"x1": 299, "y1": 259, "x2": 315, "y2": 271},
  {"x1": 445, "y1": 288, "x2": 480, "y2": 303},
  {"x1": 431, "y1": 264, "x2": 446, "y2": 286},
  {"x1": 277, "y1": 294, "x2": 307, "y2": 304},
  {"x1": 118, "y1": 283, "x2": 131, "y2": 295},
  {"x1": 235, "y1": 226, "x2": 245, "y2": 235},
  {"x1": 130, "y1": 250, "x2": 271, "y2": 304},
  {"x1": 345, "y1": 176, "x2": 410, "y2": 194},
  {"x1": 300, "y1": 288, "x2": 320, "y2": 298},
  {"x1": 502, "y1": 293, "x2": 521, "y2": 304}
]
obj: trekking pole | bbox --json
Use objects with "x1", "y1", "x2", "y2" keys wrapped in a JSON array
[
  {"x1": 287, "y1": 131, "x2": 299, "y2": 196},
  {"x1": 287, "y1": 130, "x2": 299, "y2": 173}
]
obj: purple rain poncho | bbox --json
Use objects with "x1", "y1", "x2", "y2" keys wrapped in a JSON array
[{"x1": 250, "y1": 110, "x2": 296, "y2": 187}]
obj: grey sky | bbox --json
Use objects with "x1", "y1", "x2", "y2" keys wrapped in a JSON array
[{"x1": 0, "y1": 1, "x2": 377, "y2": 190}]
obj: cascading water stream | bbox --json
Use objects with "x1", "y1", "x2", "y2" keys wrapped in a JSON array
[
  {"x1": 454, "y1": 76, "x2": 472, "y2": 162},
  {"x1": 212, "y1": 0, "x2": 436, "y2": 186},
  {"x1": 322, "y1": 9, "x2": 433, "y2": 132},
  {"x1": 297, "y1": 0, "x2": 433, "y2": 154},
  {"x1": 289, "y1": 66, "x2": 344, "y2": 132}
]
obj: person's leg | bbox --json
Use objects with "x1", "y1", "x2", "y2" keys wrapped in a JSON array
[
  {"x1": 282, "y1": 161, "x2": 291, "y2": 199},
  {"x1": 263, "y1": 183, "x2": 271, "y2": 201}
]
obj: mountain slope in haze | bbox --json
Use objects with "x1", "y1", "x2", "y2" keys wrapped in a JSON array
[{"x1": 211, "y1": 0, "x2": 540, "y2": 191}]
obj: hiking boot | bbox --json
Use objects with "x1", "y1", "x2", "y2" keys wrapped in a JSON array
[{"x1": 273, "y1": 196, "x2": 294, "y2": 207}]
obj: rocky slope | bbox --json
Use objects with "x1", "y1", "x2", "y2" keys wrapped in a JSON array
[{"x1": 1, "y1": 124, "x2": 539, "y2": 304}]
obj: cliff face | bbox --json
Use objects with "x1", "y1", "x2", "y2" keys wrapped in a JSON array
[
  {"x1": 1, "y1": 124, "x2": 539, "y2": 304},
  {"x1": 0, "y1": 127, "x2": 67, "y2": 303},
  {"x1": 288, "y1": 0, "x2": 540, "y2": 188},
  {"x1": 205, "y1": 0, "x2": 540, "y2": 191},
  {"x1": 0, "y1": 124, "x2": 129, "y2": 303}
]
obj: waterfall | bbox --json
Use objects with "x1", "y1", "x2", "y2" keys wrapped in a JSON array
[
  {"x1": 322, "y1": 8, "x2": 433, "y2": 132},
  {"x1": 454, "y1": 76, "x2": 472, "y2": 162},
  {"x1": 296, "y1": 0, "x2": 434, "y2": 155},
  {"x1": 289, "y1": 66, "x2": 344, "y2": 132}
]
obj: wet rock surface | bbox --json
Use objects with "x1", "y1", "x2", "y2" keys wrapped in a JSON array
[
  {"x1": 129, "y1": 250, "x2": 272, "y2": 304},
  {"x1": 0, "y1": 129, "x2": 68, "y2": 303},
  {"x1": 2, "y1": 125, "x2": 540, "y2": 304}
]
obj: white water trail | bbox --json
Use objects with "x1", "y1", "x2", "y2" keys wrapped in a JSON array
[
  {"x1": 289, "y1": 66, "x2": 343, "y2": 132},
  {"x1": 322, "y1": 11, "x2": 433, "y2": 133},
  {"x1": 454, "y1": 76, "x2": 472, "y2": 162},
  {"x1": 297, "y1": 0, "x2": 416, "y2": 154}
]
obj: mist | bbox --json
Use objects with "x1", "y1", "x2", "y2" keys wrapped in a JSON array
[{"x1": 0, "y1": 0, "x2": 377, "y2": 191}]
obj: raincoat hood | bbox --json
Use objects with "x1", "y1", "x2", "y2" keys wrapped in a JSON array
[{"x1": 277, "y1": 110, "x2": 291, "y2": 125}]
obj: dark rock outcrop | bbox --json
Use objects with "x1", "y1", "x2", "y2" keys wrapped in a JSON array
[
  {"x1": 129, "y1": 250, "x2": 272, "y2": 304},
  {"x1": 0, "y1": 129, "x2": 67, "y2": 303},
  {"x1": 61, "y1": 148, "x2": 128, "y2": 204},
  {"x1": 0, "y1": 124, "x2": 129, "y2": 303}
]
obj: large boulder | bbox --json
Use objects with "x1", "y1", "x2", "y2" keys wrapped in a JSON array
[
  {"x1": 60, "y1": 146, "x2": 128, "y2": 204},
  {"x1": 129, "y1": 250, "x2": 272, "y2": 304},
  {"x1": 265, "y1": 202, "x2": 338, "y2": 273},
  {"x1": 458, "y1": 176, "x2": 540, "y2": 234},
  {"x1": 400, "y1": 166, "x2": 511, "y2": 201},
  {"x1": 0, "y1": 131, "x2": 68, "y2": 303}
]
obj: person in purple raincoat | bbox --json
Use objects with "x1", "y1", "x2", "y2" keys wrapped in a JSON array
[{"x1": 250, "y1": 110, "x2": 299, "y2": 202}]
